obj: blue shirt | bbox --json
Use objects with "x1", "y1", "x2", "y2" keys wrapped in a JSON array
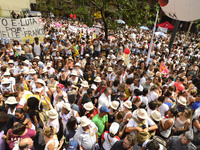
[{"x1": 192, "y1": 101, "x2": 200, "y2": 110}]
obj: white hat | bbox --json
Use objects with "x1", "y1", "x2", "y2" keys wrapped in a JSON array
[
  {"x1": 5, "y1": 97, "x2": 18, "y2": 105},
  {"x1": 21, "y1": 51, "x2": 25, "y2": 55},
  {"x1": 95, "y1": 57, "x2": 98, "y2": 60},
  {"x1": 80, "y1": 116, "x2": 91, "y2": 127},
  {"x1": 42, "y1": 68, "x2": 48, "y2": 73},
  {"x1": 94, "y1": 76, "x2": 101, "y2": 83},
  {"x1": 71, "y1": 70, "x2": 77, "y2": 76},
  {"x1": 91, "y1": 84, "x2": 97, "y2": 90},
  {"x1": 83, "y1": 102, "x2": 94, "y2": 111},
  {"x1": 107, "y1": 56, "x2": 110, "y2": 59},
  {"x1": 151, "y1": 110, "x2": 162, "y2": 121},
  {"x1": 137, "y1": 109, "x2": 148, "y2": 119},
  {"x1": 2, "y1": 78, "x2": 10, "y2": 84},
  {"x1": 47, "y1": 63, "x2": 52, "y2": 67},
  {"x1": 147, "y1": 71, "x2": 154, "y2": 77},
  {"x1": 4, "y1": 71, "x2": 10, "y2": 76},
  {"x1": 36, "y1": 79, "x2": 46, "y2": 86},
  {"x1": 63, "y1": 103, "x2": 71, "y2": 111},
  {"x1": 123, "y1": 100, "x2": 132, "y2": 109},
  {"x1": 29, "y1": 69, "x2": 36, "y2": 74},
  {"x1": 35, "y1": 56, "x2": 40, "y2": 60},
  {"x1": 68, "y1": 57, "x2": 73, "y2": 60},
  {"x1": 109, "y1": 122, "x2": 119, "y2": 135},
  {"x1": 107, "y1": 67, "x2": 113, "y2": 72},
  {"x1": 58, "y1": 57, "x2": 62, "y2": 60},
  {"x1": 34, "y1": 88, "x2": 42, "y2": 93},
  {"x1": 46, "y1": 56, "x2": 50, "y2": 60},
  {"x1": 181, "y1": 63, "x2": 186, "y2": 67},
  {"x1": 177, "y1": 96, "x2": 187, "y2": 106},
  {"x1": 46, "y1": 109, "x2": 58, "y2": 119},
  {"x1": 23, "y1": 60, "x2": 29, "y2": 65},
  {"x1": 112, "y1": 56, "x2": 116, "y2": 59},
  {"x1": 81, "y1": 81, "x2": 89, "y2": 87},
  {"x1": 110, "y1": 50, "x2": 113, "y2": 53},
  {"x1": 8, "y1": 60, "x2": 14, "y2": 64},
  {"x1": 110, "y1": 101, "x2": 119, "y2": 110},
  {"x1": 74, "y1": 63, "x2": 81, "y2": 67},
  {"x1": 85, "y1": 54, "x2": 90, "y2": 57}
]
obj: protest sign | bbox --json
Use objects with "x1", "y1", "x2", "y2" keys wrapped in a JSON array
[
  {"x1": 68, "y1": 25, "x2": 100, "y2": 34},
  {"x1": 0, "y1": 17, "x2": 45, "y2": 43}
]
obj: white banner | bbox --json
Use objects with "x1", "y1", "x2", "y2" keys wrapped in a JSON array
[
  {"x1": 68, "y1": 25, "x2": 100, "y2": 34},
  {"x1": 157, "y1": 26, "x2": 168, "y2": 33},
  {"x1": 0, "y1": 17, "x2": 45, "y2": 43}
]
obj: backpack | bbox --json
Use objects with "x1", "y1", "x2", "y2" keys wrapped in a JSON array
[
  {"x1": 152, "y1": 135, "x2": 167, "y2": 150},
  {"x1": 36, "y1": 110, "x2": 49, "y2": 127},
  {"x1": 132, "y1": 117, "x2": 151, "y2": 145}
]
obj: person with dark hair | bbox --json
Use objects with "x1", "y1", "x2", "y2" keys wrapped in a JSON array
[
  {"x1": 14, "y1": 108, "x2": 32, "y2": 129},
  {"x1": 111, "y1": 134, "x2": 136, "y2": 150},
  {"x1": 98, "y1": 87, "x2": 112, "y2": 109},
  {"x1": 18, "y1": 138, "x2": 34, "y2": 150},
  {"x1": 141, "y1": 88, "x2": 149, "y2": 106},
  {"x1": 141, "y1": 77, "x2": 153, "y2": 90},
  {"x1": 6, "y1": 123, "x2": 35, "y2": 149},
  {"x1": 158, "y1": 108, "x2": 178, "y2": 140},
  {"x1": 147, "y1": 101, "x2": 158, "y2": 116},
  {"x1": 142, "y1": 139, "x2": 160, "y2": 150},
  {"x1": 157, "y1": 95, "x2": 170, "y2": 117}
]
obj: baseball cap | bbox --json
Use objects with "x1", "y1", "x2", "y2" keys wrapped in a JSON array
[
  {"x1": 100, "y1": 106, "x2": 111, "y2": 113},
  {"x1": 67, "y1": 140, "x2": 78, "y2": 150}
]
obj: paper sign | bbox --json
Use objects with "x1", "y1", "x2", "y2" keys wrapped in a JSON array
[{"x1": 0, "y1": 17, "x2": 45, "y2": 44}]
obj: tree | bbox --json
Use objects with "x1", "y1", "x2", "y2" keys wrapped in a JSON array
[{"x1": 74, "y1": 0, "x2": 159, "y2": 39}]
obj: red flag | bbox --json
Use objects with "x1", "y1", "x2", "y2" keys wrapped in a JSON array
[
  {"x1": 74, "y1": 14, "x2": 77, "y2": 19},
  {"x1": 70, "y1": 14, "x2": 73, "y2": 18}
]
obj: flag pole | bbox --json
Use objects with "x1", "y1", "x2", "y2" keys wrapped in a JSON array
[{"x1": 146, "y1": 10, "x2": 159, "y2": 66}]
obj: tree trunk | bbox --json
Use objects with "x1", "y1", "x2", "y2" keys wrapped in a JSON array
[{"x1": 101, "y1": 10, "x2": 108, "y2": 40}]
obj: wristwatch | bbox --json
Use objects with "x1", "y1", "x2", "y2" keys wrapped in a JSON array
[{"x1": 148, "y1": 127, "x2": 151, "y2": 131}]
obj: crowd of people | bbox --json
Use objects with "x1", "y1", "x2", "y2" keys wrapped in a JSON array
[{"x1": 0, "y1": 18, "x2": 200, "y2": 150}]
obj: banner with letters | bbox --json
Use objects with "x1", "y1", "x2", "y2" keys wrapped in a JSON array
[
  {"x1": 68, "y1": 25, "x2": 100, "y2": 34},
  {"x1": 0, "y1": 17, "x2": 45, "y2": 44}
]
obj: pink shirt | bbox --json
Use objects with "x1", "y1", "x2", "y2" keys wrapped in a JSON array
[{"x1": 8, "y1": 128, "x2": 35, "y2": 149}]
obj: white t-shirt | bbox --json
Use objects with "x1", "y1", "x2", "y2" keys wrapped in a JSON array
[
  {"x1": 158, "y1": 103, "x2": 169, "y2": 117},
  {"x1": 102, "y1": 131, "x2": 120, "y2": 150}
]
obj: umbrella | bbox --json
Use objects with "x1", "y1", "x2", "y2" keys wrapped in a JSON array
[
  {"x1": 116, "y1": 19, "x2": 125, "y2": 24},
  {"x1": 140, "y1": 26, "x2": 149, "y2": 30},
  {"x1": 155, "y1": 32, "x2": 167, "y2": 37}
]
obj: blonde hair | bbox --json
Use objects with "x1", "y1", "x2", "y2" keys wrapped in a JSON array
[{"x1": 42, "y1": 126, "x2": 55, "y2": 137}]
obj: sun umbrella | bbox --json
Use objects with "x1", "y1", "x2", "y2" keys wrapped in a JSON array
[
  {"x1": 116, "y1": 19, "x2": 125, "y2": 24},
  {"x1": 55, "y1": 22, "x2": 61, "y2": 27},
  {"x1": 140, "y1": 26, "x2": 149, "y2": 30}
]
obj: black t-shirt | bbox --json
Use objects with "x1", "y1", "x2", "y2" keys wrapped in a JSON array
[
  {"x1": 81, "y1": 93, "x2": 91, "y2": 105},
  {"x1": 111, "y1": 141, "x2": 127, "y2": 150}
]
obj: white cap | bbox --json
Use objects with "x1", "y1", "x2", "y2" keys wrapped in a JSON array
[
  {"x1": 75, "y1": 63, "x2": 81, "y2": 67},
  {"x1": 35, "y1": 56, "x2": 40, "y2": 60},
  {"x1": 85, "y1": 54, "x2": 90, "y2": 57},
  {"x1": 8, "y1": 60, "x2": 14, "y2": 64},
  {"x1": 29, "y1": 69, "x2": 36, "y2": 74},
  {"x1": 107, "y1": 67, "x2": 113, "y2": 72},
  {"x1": 21, "y1": 51, "x2": 25, "y2": 55},
  {"x1": 81, "y1": 81, "x2": 89, "y2": 87},
  {"x1": 2, "y1": 78, "x2": 10, "y2": 84},
  {"x1": 71, "y1": 70, "x2": 77, "y2": 76},
  {"x1": 36, "y1": 79, "x2": 46, "y2": 86},
  {"x1": 4, "y1": 71, "x2": 10, "y2": 76},
  {"x1": 109, "y1": 122, "x2": 119, "y2": 135},
  {"x1": 47, "y1": 63, "x2": 52, "y2": 67},
  {"x1": 23, "y1": 60, "x2": 29, "y2": 65}
]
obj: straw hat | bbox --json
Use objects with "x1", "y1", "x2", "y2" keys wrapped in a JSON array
[
  {"x1": 109, "y1": 122, "x2": 119, "y2": 135},
  {"x1": 46, "y1": 109, "x2": 58, "y2": 119},
  {"x1": 83, "y1": 102, "x2": 94, "y2": 111},
  {"x1": 80, "y1": 116, "x2": 91, "y2": 127},
  {"x1": 21, "y1": 51, "x2": 25, "y2": 55},
  {"x1": 123, "y1": 100, "x2": 132, "y2": 109},
  {"x1": 23, "y1": 60, "x2": 29, "y2": 65},
  {"x1": 94, "y1": 76, "x2": 101, "y2": 83},
  {"x1": 177, "y1": 96, "x2": 187, "y2": 106},
  {"x1": 110, "y1": 101, "x2": 119, "y2": 110},
  {"x1": 137, "y1": 109, "x2": 148, "y2": 119},
  {"x1": 29, "y1": 69, "x2": 36, "y2": 74},
  {"x1": 42, "y1": 68, "x2": 48, "y2": 74},
  {"x1": 36, "y1": 79, "x2": 46, "y2": 86},
  {"x1": 147, "y1": 71, "x2": 154, "y2": 78},
  {"x1": 4, "y1": 71, "x2": 10, "y2": 76},
  {"x1": 107, "y1": 67, "x2": 113, "y2": 72},
  {"x1": 71, "y1": 70, "x2": 77, "y2": 76},
  {"x1": 63, "y1": 103, "x2": 71, "y2": 111},
  {"x1": 81, "y1": 81, "x2": 89, "y2": 88},
  {"x1": 74, "y1": 63, "x2": 81, "y2": 67},
  {"x1": 151, "y1": 110, "x2": 162, "y2": 121},
  {"x1": 2, "y1": 78, "x2": 10, "y2": 84},
  {"x1": 5, "y1": 97, "x2": 18, "y2": 105},
  {"x1": 8, "y1": 60, "x2": 14, "y2": 64}
]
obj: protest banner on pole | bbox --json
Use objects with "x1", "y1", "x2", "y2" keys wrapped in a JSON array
[
  {"x1": 160, "y1": 61, "x2": 169, "y2": 74},
  {"x1": 0, "y1": 17, "x2": 45, "y2": 44},
  {"x1": 146, "y1": 10, "x2": 159, "y2": 66}
]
